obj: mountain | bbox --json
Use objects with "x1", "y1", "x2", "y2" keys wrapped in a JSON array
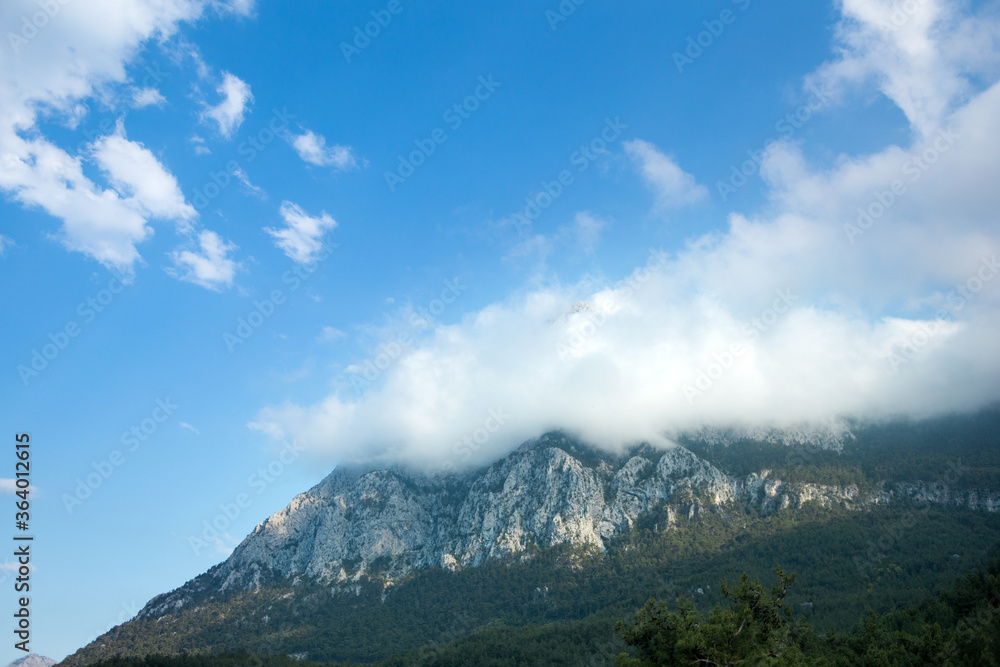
[
  {"x1": 6, "y1": 655, "x2": 57, "y2": 667},
  {"x1": 63, "y1": 411, "x2": 1000, "y2": 665},
  {"x1": 143, "y1": 434, "x2": 996, "y2": 612}
]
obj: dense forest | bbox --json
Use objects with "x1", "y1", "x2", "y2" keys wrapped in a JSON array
[{"x1": 80, "y1": 556, "x2": 1000, "y2": 665}]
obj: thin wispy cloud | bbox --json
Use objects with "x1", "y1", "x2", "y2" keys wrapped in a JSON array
[
  {"x1": 291, "y1": 129, "x2": 359, "y2": 170},
  {"x1": 318, "y1": 326, "x2": 347, "y2": 342},
  {"x1": 624, "y1": 139, "x2": 708, "y2": 210}
]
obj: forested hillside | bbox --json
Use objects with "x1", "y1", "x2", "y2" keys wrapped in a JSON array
[{"x1": 77, "y1": 555, "x2": 1000, "y2": 665}]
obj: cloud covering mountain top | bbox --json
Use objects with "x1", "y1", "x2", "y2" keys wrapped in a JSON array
[{"x1": 249, "y1": 0, "x2": 1000, "y2": 471}]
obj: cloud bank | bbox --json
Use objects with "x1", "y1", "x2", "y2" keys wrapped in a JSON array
[{"x1": 250, "y1": 0, "x2": 1000, "y2": 471}]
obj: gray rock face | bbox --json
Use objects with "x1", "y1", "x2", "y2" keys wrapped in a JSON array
[
  {"x1": 138, "y1": 435, "x2": 1000, "y2": 620},
  {"x1": 5, "y1": 655, "x2": 56, "y2": 667}
]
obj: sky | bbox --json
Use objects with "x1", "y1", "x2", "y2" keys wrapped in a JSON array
[{"x1": 1, "y1": 0, "x2": 1000, "y2": 659}]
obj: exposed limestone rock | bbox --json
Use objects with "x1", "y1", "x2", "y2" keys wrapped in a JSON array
[{"x1": 137, "y1": 436, "x2": 1000, "y2": 620}]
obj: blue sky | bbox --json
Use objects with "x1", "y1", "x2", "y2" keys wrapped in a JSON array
[{"x1": 2, "y1": 0, "x2": 1000, "y2": 659}]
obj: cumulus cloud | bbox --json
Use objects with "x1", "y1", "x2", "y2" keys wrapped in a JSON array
[
  {"x1": 202, "y1": 72, "x2": 252, "y2": 138},
  {"x1": 249, "y1": 0, "x2": 1000, "y2": 472},
  {"x1": 91, "y1": 123, "x2": 197, "y2": 228},
  {"x1": 131, "y1": 87, "x2": 166, "y2": 108},
  {"x1": 264, "y1": 201, "x2": 337, "y2": 264},
  {"x1": 0, "y1": 0, "x2": 244, "y2": 271},
  {"x1": 167, "y1": 229, "x2": 240, "y2": 290},
  {"x1": 291, "y1": 129, "x2": 359, "y2": 170},
  {"x1": 624, "y1": 139, "x2": 708, "y2": 210},
  {"x1": 808, "y1": 0, "x2": 1000, "y2": 138}
]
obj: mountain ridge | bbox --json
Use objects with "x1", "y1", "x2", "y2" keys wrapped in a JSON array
[
  {"x1": 6, "y1": 654, "x2": 56, "y2": 667},
  {"x1": 136, "y1": 430, "x2": 999, "y2": 622},
  {"x1": 63, "y1": 411, "x2": 1000, "y2": 664}
]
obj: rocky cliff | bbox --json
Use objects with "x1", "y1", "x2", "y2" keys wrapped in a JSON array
[{"x1": 137, "y1": 432, "x2": 1000, "y2": 621}]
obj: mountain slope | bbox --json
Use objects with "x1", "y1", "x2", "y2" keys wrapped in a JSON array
[
  {"x1": 64, "y1": 414, "x2": 1000, "y2": 664},
  {"x1": 139, "y1": 433, "x2": 993, "y2": 620},
  {"x1": 6, "y1": 655, "x2": 57, "y2": 667}
]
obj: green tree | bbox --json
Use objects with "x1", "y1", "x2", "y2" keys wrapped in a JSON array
[{"x1": 615, "y1": 566, "x2": 806, "y2": 666}]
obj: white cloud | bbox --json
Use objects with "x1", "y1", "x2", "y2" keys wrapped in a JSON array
[
  {"x1": 0, "y1": 479, "x2": 36, "y2": 494},
  {"x1": 291, "y1": 129, "x2": 359, "y2": 170},
  {"x1": 0, "y1": 235, "x2": 12, "y2": 256},
  {"x1": 0, "y1": 0, "x2": 247, "y2": 271},
  {"x1": 318, "y1": 326, "x2": 347, "y2": 342},
  {"x1": 202, "y1": 72, "x2": 252, "y2": 138},
  {"x1": 572, "y1": 211, "x2": 607, "y2": 255},
  {"x1": 131, "y1": 87, "x2": 166, "y2": 108},
  {"x1": 233, "y1": 166, "x2": 265, "y2": 199},
  {"x1": 91, "y1": 123, "x2": 197, "y2": 229},
  {"x1": 209, "y1": 0, "x2": 255, "y2": 16},
  {"x1": 624, "y1": 139, "x2": 708, "y2": 209},
  {"x1": 264, "y1": 201, "x2": 337, "y2": 265},
  {"x1": 179, "y1": 422, "x2": 200, "y2": 434},
  {"x1": 167, "y1": 229, "x2": 240, "y2": 290},
  {"x1": 503, "y1": 211, "x2": 607, "y2": 271},
  {"x1": 503, "y1": 233, "x2": 553, "y2": 270},
  {"x1": 808, "y1": 0, "x2": 1000, "y2": 139},
  {"x1": 250, "y1": 0, "x2": 1000, "y2": 472},
  {"x1": 189, "y1": 134, "x2": 211, "y2": 155}
]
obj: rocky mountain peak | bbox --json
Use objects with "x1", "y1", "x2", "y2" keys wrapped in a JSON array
[{"x1": 136, "y1": 432, "x2": 1000, "y2": 622}]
